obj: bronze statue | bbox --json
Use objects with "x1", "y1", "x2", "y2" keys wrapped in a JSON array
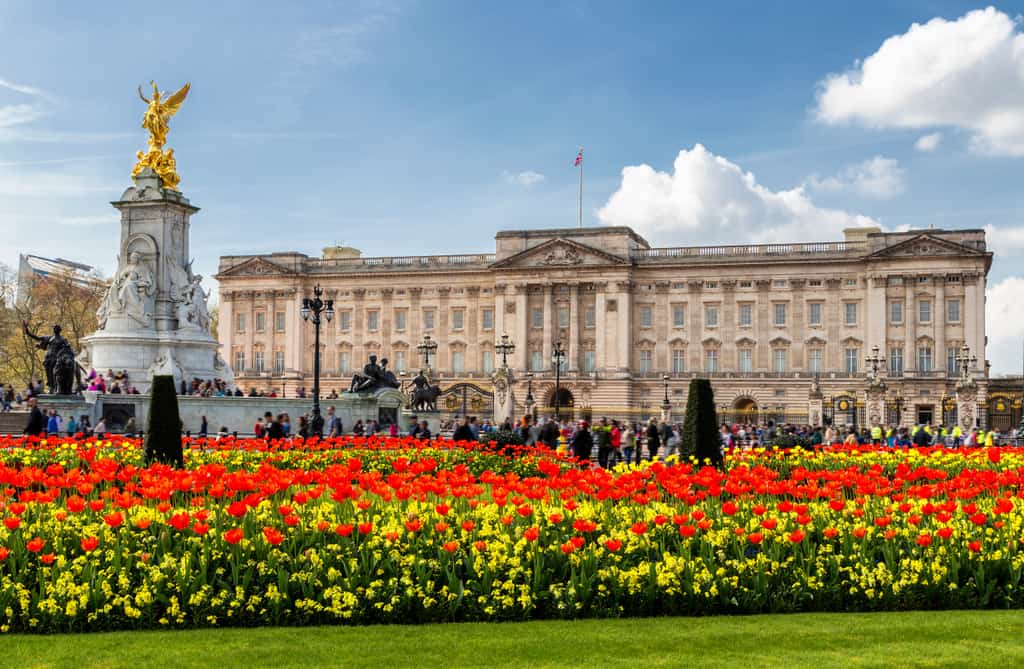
[
  {"x1": 23, "y1": 323, "x2": 78, "y2": 395},
  {"x1": 348, "y1": 354, "x2": 401, "y2": 394},
  {"x1": 410, "y1": 370, "x2": 442, "y2": 412}
]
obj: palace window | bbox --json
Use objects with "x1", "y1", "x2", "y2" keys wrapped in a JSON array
[
  {"x1": 532, "y1": 307, "x2": 543, "y2": 329},
  {"x1": 639, "y1": 306, "x2": 652, "y2": 328},
  {"x1": 704, "y1": 349, "x2": 719, "y2": 373},
  {"x1": 235, "y1": 313, "x2": 245, "y2": 333},
  {"x1": 705, "y1": 281, "x2": 718, "y2": 289},
  {"x1": 452, "y1": 309, "x2": 465, "y2": 331},
  {"x1": 845, "y1": 348, "x2": 859, "y2": 374},
  {"x1": 339, "y1": 352, "x2": 351, "y2": 374},
  {"x1": 583, "y1": 349, "x2": 596, "y2": 372},
  {"x1": 452, "y1": 350, "x2": 465, "y2": 373},
  {"x1": 558, "y1": 306, "x2": 570, "y2": 328},
  {"x1": 808, "y1": 302, "x2": 822, "y2": 326},
  {"x1": 918, "y1": 346, "x2": 933, "y2": 372},
  {"x1": 233, "y1": 350, "x2": 245, "y2": 372},
  {"x1": 482, "y1": 350, "x2": 494, "y2": 374},
  {"x1": 738, "y1": 303, "x2": 752, "y2": 327},
  {"x1": 671, "y1": 349, "x2": 685, "y2": 373},
  {"x1": 739, "y1": 348, "x2": 753, "y2": 373},
  {"x1": 638, "y1": 350, "x2": 652, "y2": 373},
  {"x1": 394, "y1": 309, "x2": 407, "y2": 331},
  {"x1": 772, "y1": 349, "x2": 786, "y2": 373},
  {"x1": 808, "y1": 349, "x2": 822, "y2": 373},
  {"x1": 340, "y1": 311, "x2": 351, "y2": 331},
  {"x1": 844, "y1": 302, "x2": 858, "y2": 326},
  {"x1": 254, "y1": 350, "x2": 265, "y2": 373},
  {"x1": 672, "y1": 304, "x2": 685, "y2": 327},
  {"x1": 947, "y1": 348, "x2": 957, "y2": 375},
  {"x1": 395, "y1": 350, "x2": 406, "y2": 372},
  {"x1": 530, "y1": 350, "x2": 543, "y2": 371},
  {"x1": 275, "y1": 311, "x2": 286, "y2": 333},
  {"x1": 947, "y1": 299, "x2": 961, "y2": 323},
  {"x1": 845, "y1": 278, "x2": 858, "y2": 287},
  {"x1": 890, "y1": 301, "x2": 903, "y2": 324},
  {"x1": 890, "y1": 348, "x2": 903, "y2": 375},
  {"x1": 423, "y1": 309, "x2": 435, "y2": 330},
  {"x1": 273, "y1": 351, "x2": 285, "y2": 374},
  {"x1": 773, "y1": 279, "x2": 787, "y2": 288},
  {"x1": 919, "y1": 300, "x2": 932, "y2": 323},
  {"x1": 705, "y1": 305, "x2": 719, "y2": 327},
  {"x1": 255, "y1": 312, "x2": 266, "y2": 333},
  {"x1": 774, "y1": 303, "x2": 787, "y2": 326},
  {"x1": 481, "y1": 308, "x2": 494, "y2": 330},
  {"x1": 366, "y1": 310, "x2": 379, "y2": 331},
  {"x1": 584, "y1": 307, "x2": 596, "y2": 328}
]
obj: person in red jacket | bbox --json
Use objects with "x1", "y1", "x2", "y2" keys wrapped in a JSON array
[{"x1": 609, "y1": 420, "x2": 622, "y2": 466}]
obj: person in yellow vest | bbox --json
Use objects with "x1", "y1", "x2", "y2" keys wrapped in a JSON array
[
  {"x1": 984, "y1": 429, "x2": 995, "y2": 447},
  {"x1": 870, "y1": 425, "x2": 883, "y2": 445},
  {"x1": 976, "y1": 429, "x2": 986, "y2": 447},
  {"x1": 951, "y1": 424, "x2": 962, "y2": 448}
]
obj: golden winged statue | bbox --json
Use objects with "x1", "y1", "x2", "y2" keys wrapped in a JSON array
[{"x1": 131, "y1": 81, "x2": 190, "y2": 191}]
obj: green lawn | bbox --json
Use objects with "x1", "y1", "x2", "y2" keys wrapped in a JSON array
[{"x1": 3, "y1": 611, "x2": 1024, "y2": 669}]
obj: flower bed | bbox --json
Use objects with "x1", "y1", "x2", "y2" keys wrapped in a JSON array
[{"x1": 0, "y1": 436, "x2": 1023, "y2": 632}]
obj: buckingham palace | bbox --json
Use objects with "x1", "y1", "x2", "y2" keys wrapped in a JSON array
[{"x1": 215, "y1": 224, "x2": 991, "y2": 427}]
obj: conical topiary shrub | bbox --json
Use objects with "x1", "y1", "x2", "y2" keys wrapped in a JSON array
[
  {"x1": 681, "y1": 378, "x2": 721, "y2": 467},
  {"x1": 144, "y1": 375, "x2": 184, "y2": 467}
]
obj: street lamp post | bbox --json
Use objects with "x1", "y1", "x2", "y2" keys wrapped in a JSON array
[
  {"x1": 865, "y1": 344, "x2": 886, "y2": 383},
  {"x1": 661, "y1": 374, "x2": 671, "y2": 420},
  {"x1": 300, "y1": 283, "x2": 334, "y2": 436},
  {"x1": 552, "y1": 341, "x2": 566, "y2": 421},
  {"x1": 495, "y1": 334, "x2": 515, "y2": 369},
  {"x1": 417, "y1": 335, "x2": 438, "y2": 375}
]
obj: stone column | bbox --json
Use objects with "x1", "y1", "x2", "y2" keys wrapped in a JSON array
[
  {"x1": 904, "y1": 277, "x2": 918, "y2": 372},
  {"x1": 542, "y1": 284, "x2": 553, "y2": 364},
  {"x1": 381, "y1": 287, "x2": 394, "y2": 357},
  {"x1": 720, "y1": 280, "x2": 736, "y2": 370},
  {"x1": 515, "y1": 284, "x2": 529, "y2": 371},
  {"x1": 491, "y1": 367, "x2": 515, "y2": 425},
  {"x1": 409, "y1": 287, "x2": 422, "y2": 348},
  {"x1": 655, "y1": 281, "x2": 671, "y2": 370},
  {"x1": 494, "y1": 283, "x2": 507, "y2": 340},
  {"x1": 568, "y1": 283, "x2": 580, "y2": 371},
  {"x1": 867, "y1": 276, "x2": 887, "y2": 357},
  {"x1": 688, "y1": 280, "x2": 704, "y2": 371},
  {"x1": 933, "y1": 274, "x2": 945, "y2": 376},
  {"x1": 789, "y1": 278, "x2": 805, "y2": 370},
  {"x1": 825, "y1": 278, "x2": 842, "y2": 371},
  {"x1": 437, "y1": 287, "x2": 451, "y2": 372},
  {"x1": 594, "y1": 282, "x2": 607, "y2": 371},
  {"x1": 755, "y1": 280, "x2": 771, "y2": 371},
  {"x1": 467, "y1": 286, "x2": 481, "y2": 374},
  {"x1": 865, "y1": 382, "x2": 886, "y2": 427},
  {"x1": 616, "y1": 281, "x2": 633, "y2": 372}
]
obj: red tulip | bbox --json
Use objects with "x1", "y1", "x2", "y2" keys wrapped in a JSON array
[
  {"x1": 262, "y1": 526, "x2": 284, "y2": 545},
  {"x1": 80, "y1": 536, "x2": 99, "y2": 552},
  {"x1": 26, "y1": 537, "x2": 45, "y2": 553},
  {"x1": 747, "y1": 532, "x2": 763, "y2": 545},
  {"x1": 224, "y1": 528, "x2": 244, "y2": 545},
  {"x1": 523, "y1": 526, "x2": 540, "y2": 542},
  {"x1": 604, "y1": 539, "x2": 623, "y2": 552}
]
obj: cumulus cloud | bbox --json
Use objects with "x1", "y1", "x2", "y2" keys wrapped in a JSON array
[
  {"x1": 502, "y1": 170, "x2": 546, "y2": 187},
  {"x1": 984, "y1": 224, "x2": 1024, "y2": 253},
  {"x1": 914, "y1": 132, "x2": 943, "y2": 152},
  {"x1": 815, "y1": 7, "x2": 1024, "y2": 155},
  {"x1": 597, "y1": 144, "x2": 876, "y2": 244},
  {"x1": 986, "y1": 276, "x2": 1024, "y2": 374},
  {"x1": 807, "y1": 156, "x2": 906, "y2": 199}
]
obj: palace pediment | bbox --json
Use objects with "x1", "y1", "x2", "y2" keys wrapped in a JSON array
[
  {"x1": 869, "y1": 234, "x2": 985, "y2": 259},
  {"x1": 217, "y1": 257, "x2": 297, "y2": 278},
  {"x1": 490, "y1": 238, "x2": 630, "y2": 270}
]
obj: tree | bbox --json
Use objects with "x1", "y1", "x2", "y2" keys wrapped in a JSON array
[
  {"x1": 681, "y1": 378, "x2": 721, "y2": 467},
  {"x1": 0, "y1": 267, "x2": 105, "y2": 389},
  {"x1": 144, "y1": 375, "x2": 184, "y2": 467}
]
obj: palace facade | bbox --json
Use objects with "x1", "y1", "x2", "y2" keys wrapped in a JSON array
[{"x1": 216, "y1": 225, "x2": 992, "y2": 427}]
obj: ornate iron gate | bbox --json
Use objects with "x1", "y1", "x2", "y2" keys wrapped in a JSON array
[{"x1": 439, "y1": 382, "x2": 494, "y2": 420}]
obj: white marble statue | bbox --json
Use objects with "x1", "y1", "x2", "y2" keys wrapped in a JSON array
[
  {"x1": 97, "y1": 251, "x2": 154, "y2": 328},
  {"x1": 166, "y1": 256, "x2": 211, "y2": 332}
]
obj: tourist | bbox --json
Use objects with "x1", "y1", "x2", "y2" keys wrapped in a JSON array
[
  {"x1": 353, "y1": 419, "x2": 365, "y2": 436},
  {"x1": 298, "y1": 415, "x2": 310, "y2": 439},
  {"x1": 94, "y1": 417, "x2": 107, "y2": 436},
  {"x1": 267, "y1": 414, "x2": 285, "y2": 441},
  {"x1": 79, "y1": 415, "x2": 92, "y2": 437},
  {"x1": 645, "y1": 418, "x2": 661, "y2": 460},
  {"x1": 595, "y1": 417, "x2": 612, "y2": 468},
  {"x1": 199, "y1": 415, "x2": 208, "y2": 437},
  {"x1": 46, "y1": 411, "x2": 61, "y2": 436},
  {"x1": 125, "y1": 417, "x2": 137, "y2": 436},
  {"x1": 539, "y1": 416, "x2": 560, "y2": 449},
  {"x1": 326, "y1": 406, "x2": 342, "y2": 437},
  {"x1": 418, "y1": 420, "x2": 432, "y2": 439},
  {"x1": 452, "y1": 416, "x2": 475, "y2": 442},
  {"x1": 281, "y1": 413, "x2": 291, "y2": 436},
  {"x1": 570, "y1": 420, "x2": 593, "y2": 468},
  {"x1": 23, "y1": 398, "x2": 44, "y2": 435},
  {"x1": 665, "y1": 424, "x2": 682, "y2": 458},
  {"x1": 1, "y1": 384, "x2": 13, "y2": 412},
  {"x1": 66, "y1": 414, "x2": 77, "y2": 436}
]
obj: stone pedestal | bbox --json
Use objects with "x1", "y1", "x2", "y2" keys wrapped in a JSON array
[
  {"x1": 956, "y1": 382, "x2": 979, "y2": 431},
  {"x1": 80, "y1": 169, "x2": 229, "y2": 393},
  {"x1": 807, "y1": 398, "x2": 823, "y2": 429},
  {"x1": 865, "y1": 382, "x2": 886, "y2": 427},
  {"x1": 491, "y1": 367, "x2": 516, "y2": 425}
]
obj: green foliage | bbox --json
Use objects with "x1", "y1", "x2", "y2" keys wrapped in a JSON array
[
  {"x1": 144, "y1": 375, "x2": 183, "y2": 467},
  {"x1": 682, "y1": 378, "x2": 721, "y2": 466},
  {"x1": 769, "y1": 433, "x2": 816, "y2": 449}
]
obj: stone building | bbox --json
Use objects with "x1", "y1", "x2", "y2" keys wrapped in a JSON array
[{"x1": 215, "y1": 225, "x2": 992, "y2": 427}]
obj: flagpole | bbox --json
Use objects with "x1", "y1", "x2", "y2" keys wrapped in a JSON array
[{"x1": 577, "y1": 146, "x2": 583, "y2": 229}]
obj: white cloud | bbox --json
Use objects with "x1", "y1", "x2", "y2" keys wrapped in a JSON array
[
  {"x1": 502, "y1": 170, "x2": 546, "y2": 187},
  {"x1": 0, "y1": 78, "x2": 47, "y2": 97},
  {"x1": 597, "y1": 144, "x2": 876, "y2": 244},
  {"x1": 815, "y1": 7, "x2": 1024, "y2": 156},
  {"x1": 0, "y1": 77, "x2": 49, "y2": 136},
  {"x1": 807, "y1": 156, "x2": 906, "y2": 199},
  {"x1": 986, "y1": 276, "x2": 1024, "y2": 374},
  {"x1": 914, "y1": 132, "x2": 943, "y2": 152},
  {"x1": 984, "y1": 224, "x2": 1024, "y2": 253}
]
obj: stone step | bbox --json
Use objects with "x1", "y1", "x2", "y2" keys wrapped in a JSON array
[{"x1": 0, "y1": 411, "x2": 28, "y2": 436}]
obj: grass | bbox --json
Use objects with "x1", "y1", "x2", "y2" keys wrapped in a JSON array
[{"x1": 4, "y1": 611, "x2": 1024, "y2": 669}]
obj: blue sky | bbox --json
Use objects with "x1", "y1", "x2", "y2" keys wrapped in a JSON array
[{"x1": 2, "y1": 1, "x2": 1024, "y2": 371}]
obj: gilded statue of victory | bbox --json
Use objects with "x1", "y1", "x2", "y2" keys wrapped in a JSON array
[{"x1": 131, "y1": 81, "x2": 190, "y2": 190}]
